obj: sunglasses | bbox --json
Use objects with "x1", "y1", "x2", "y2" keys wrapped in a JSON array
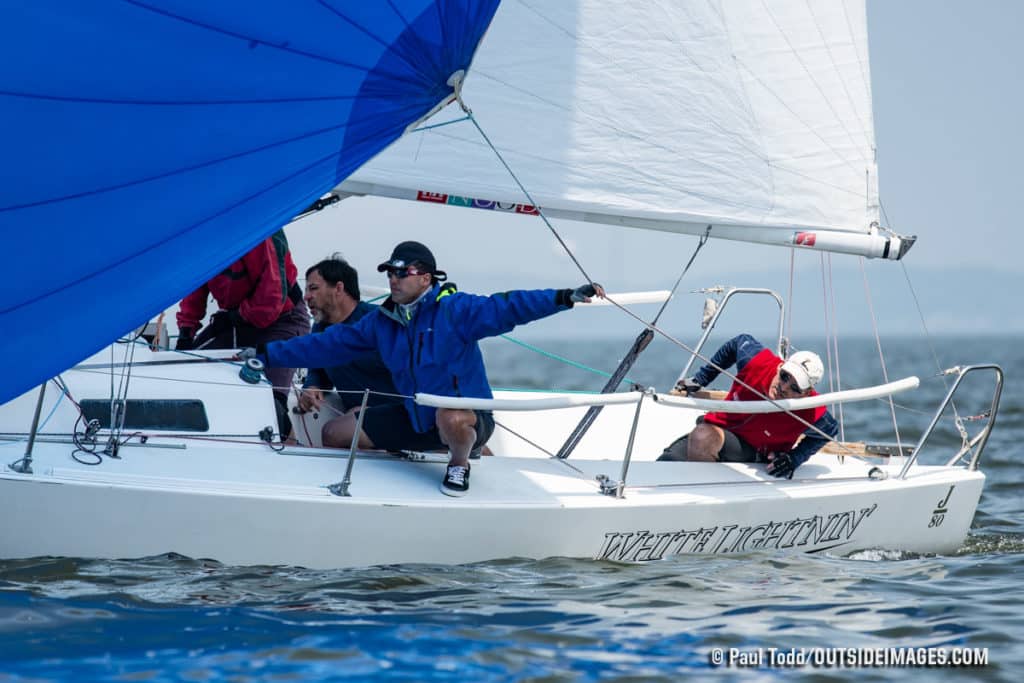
[
  {"x1": 778, "y1": 369, "x2": 804, "y2": 395},
  {"x1": 385, "y1": 265, "x2": 427, "y2": 279}
]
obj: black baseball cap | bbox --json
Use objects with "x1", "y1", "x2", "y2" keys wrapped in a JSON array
[{"x1": 376, "y1": 241, "x2": 447, "y2": 280}]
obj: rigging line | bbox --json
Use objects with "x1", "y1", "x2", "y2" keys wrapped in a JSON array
[
  {"x1": 761, "y1": 0, "x2": 871, "y2": 161},
  {"x1": 818, "y1": 253, "x2": 833, "y2": 388},
  {"x1": 118, "y1": 336, "x2": 140, "y2": 435},
  {"x1": 0, "y1": 379, "x2": 70, "y2": 448},
  {"x1": 651, "y1": 227, "x2": 711, "y2": 327},
  {"x1": 466, "y1": 113, "x2": 592, "y2": 283},
  {"x1": 898, "y1": 260, "x2": 962, "y2": 420},
  {"x1": 108, "y1": 344, "x2": 115, "y2": 431},
  {"x1": 785, "y1": 249, "x2": 795, "y2": 342},
  {"x1": 53, "y1": 375, "x2": 82, "y2": 412},
  {"x1": 824, "y1": 253, "x2": 846, "y2": 441},
  {"x1": 71, "y1": 368, "x2": 280, "y2": 390},
  {"x1": 73, "y1": 366, "x2": 413, "y2": 401},
  {"x1": 828, "y1": 254, "x2": 846, "y2": 439},
  {"x1": 898, "y1": 261, "x2": 946, "y2": 375},
  {"x1": 494, "y1": 420, "x2": 554, "y2": 458},
  {"x1": 879, "y1": 197, "x2": 893, "y2": 229},
  {"x1": 493, "y1": 421, "x2": 587, "y2": 477},
  {"x1": 820, "y1": 257, "x2": 832, "y2": 385},
  {"x1": 858, "y1": 257, "x2": 904, "y2": 456},
  {"x1": 122, "y1": 0, "x2": 398, "y2": 79},
  {"x1": 317, "y1": 0, "x2": 438, "y2": 86},
  {"x1": 409, "y1": 115, "x2": 472, "y2": 133},
  {"x1": 104, "y1": 337, "x2": 140, "y2": 448}
]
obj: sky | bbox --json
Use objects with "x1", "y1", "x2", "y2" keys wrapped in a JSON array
[{"x1": 284, "y1": 0, "x2": 1024, "y2": 341}]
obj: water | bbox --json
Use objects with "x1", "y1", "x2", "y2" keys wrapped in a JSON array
[{"x1": 1, "y1": 335, "x2": 1020, "y2": 681}]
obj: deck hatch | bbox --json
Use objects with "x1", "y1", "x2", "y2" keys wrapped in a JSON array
[{"x1": 80, "y1": 399, "x2": 209, "y2": 432}]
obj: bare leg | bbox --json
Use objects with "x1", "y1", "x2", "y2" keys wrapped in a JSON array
[
  {"x1": 322, "y1": 408, "x2": 376, "y2": 450},
  {"x1": 686, "y1": 423, "x2": 725, "y2": 461},
  {"x1": 436, "y1": 408, "x2": 477, "y2": 467}
]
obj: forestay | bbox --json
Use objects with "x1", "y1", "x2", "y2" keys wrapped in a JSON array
[
  {"x1": 341, "y1": 0, "x2": 906, "y2": 258},
  {"x1": 0, "y1": 1, "x2": 500, "y2": 405}
]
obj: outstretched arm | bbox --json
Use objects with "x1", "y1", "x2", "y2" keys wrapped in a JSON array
[
  {"x1": 447, "y1": 286, "x2": 592, "y2": 341},
  {"x1": 264, "y1": 313, "x2": 377, "y2": 369}
]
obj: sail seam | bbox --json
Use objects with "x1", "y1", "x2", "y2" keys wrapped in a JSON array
[
  {"x1": 316, "y1": 0, "x2": 435, "y2": 85},
  {"x1": 761, "y1": 0, "x2": 870, "y2": 164},
  {"x1": 122, "y1": 0, "x2": 427, "y2": 91},
  {"x1": 803, "y1": 0, "x2": 874, "y2": 151}
]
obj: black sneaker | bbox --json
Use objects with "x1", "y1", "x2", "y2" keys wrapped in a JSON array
[{"x1": 440, "y1": 464, "x2": 470, "y2": 497}]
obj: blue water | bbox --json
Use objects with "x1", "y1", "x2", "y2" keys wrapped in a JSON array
[{"x1": 1, "y1": 335, "x2": 1020, "y2": 681}]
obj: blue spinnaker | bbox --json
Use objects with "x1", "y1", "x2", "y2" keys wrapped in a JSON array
[{"x1": 0, "y1": 1, "x2": 500, "y2": 404}]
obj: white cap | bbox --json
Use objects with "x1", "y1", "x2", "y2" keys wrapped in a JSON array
[{"x1": 781, "y1": 351, "x2": 824, "y2": 391}]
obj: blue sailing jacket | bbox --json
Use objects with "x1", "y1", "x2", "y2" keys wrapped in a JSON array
[
  {"x1": 303, "y1": 301, "x2": 400, "y2": 410},
  {"x1": 264, "y1": 284, "x2": 570, "y2": 432}
]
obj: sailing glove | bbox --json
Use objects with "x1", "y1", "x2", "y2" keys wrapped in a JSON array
[
  {"x1": 209, "y1": 308, "x2": 247, "y2": 335},
  {"x1": 674, "y1": 377, "x2": 702, "y2": 395},
  {"x1": 556, "y1": 282, "x2": 604, "y2": 307},
  {"x1": 175, "y1": 327, "x2": 196, "y2": 351},
  {"x1": 766, "y1": 452, "x2": 797, "y2": 479}
]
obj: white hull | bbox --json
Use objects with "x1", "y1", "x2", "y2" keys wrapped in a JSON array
[
  {"x1": 0, "y1": 348, "x2": 986, "y2": 569},
  {"x1": 0, "y1": 445, "x2": 983, "y2": 568}
]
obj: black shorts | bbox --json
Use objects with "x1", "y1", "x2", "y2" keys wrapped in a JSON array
[
  {"x1": 359, "y1": 402, "x2": 495, "y2": 454},
  {"x1": 658, "y1": 421, "x2": 758, "y2": 463}
]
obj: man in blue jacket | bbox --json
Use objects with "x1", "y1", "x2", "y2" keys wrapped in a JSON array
[{"x1": 254, "y1": 241, "x2": 603, "y2": 496}]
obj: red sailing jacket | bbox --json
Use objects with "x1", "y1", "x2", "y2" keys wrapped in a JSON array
[
  {"x1": 703, "y1": 348, "x2": 826, "y2": 455},
  {"x1": 176, "y1": 232, "x2": 299, "y2": 331}
]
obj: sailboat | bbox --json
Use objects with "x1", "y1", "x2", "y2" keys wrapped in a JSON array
[{"x1": 0, "y1": 1, "x2": 1003, "y2": 568}]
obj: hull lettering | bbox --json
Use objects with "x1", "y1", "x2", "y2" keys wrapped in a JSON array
[{"x1": 597, "y1": 504, "x2": 878, "y2": 561}]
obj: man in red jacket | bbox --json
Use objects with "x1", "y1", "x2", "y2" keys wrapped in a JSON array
[
  {"x1": 175, "y1": 230, "x2": 310, "y2": 435},
  {"x1": 659, "y1": 334, "x2": 837, "y2": 478}
]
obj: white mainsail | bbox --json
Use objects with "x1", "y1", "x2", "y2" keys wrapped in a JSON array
[{"x1": 340, "y1": 0, "x2": 910, "y2": 259}]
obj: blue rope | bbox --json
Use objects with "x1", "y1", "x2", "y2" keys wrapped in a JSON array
[
  {"x1": 409, "y1": 115, "x2": 471, "y2": 134},
  {"x1": 0, "y1": 382, "x2": 66, "y2": 447}
]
